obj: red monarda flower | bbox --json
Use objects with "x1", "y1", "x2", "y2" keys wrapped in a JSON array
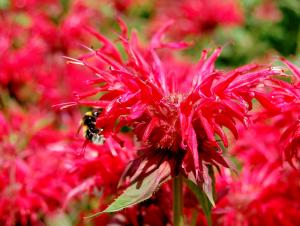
[
  {"x1": 231, "y1": 123, "x2": 282, "y2": 167},
  {"x1": 151, "y1": 0, "x2": 243, "y2": 37},
  {"x1": 254, "y1": 0, "x2": 282, "y2": 22},
  {"x1": 215, "y1": 164, "x2": 300, "y2": 226},
  {"x1": 279, "y1": 59, "x2": 300, "y2": 167},
  {"x1": 64, "y1": 22, "x2": 289, "y2": 210},
  {"x1": 256, "y1": 58, "x2": 300, "y2": 167},
  {"x1": 0, "y1": 109, "x2": 79, "y2": 226},
  {"x1": 0, "y1": 0, "x2": 100, "y2": 106},
  {"x1": 214, "y1": 120, "x2": 300, "y2": 226}
]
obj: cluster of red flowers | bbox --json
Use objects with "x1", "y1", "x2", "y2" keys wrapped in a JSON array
[
  {"x1": 72, "y1": 20, "x2": 289, "y2": 184},
  {"x1": 214, "y1": 121, "x2": 300, "y2": 225},
  {"x1": 212, "y1": 60, "x2": 300, "y2": 225},
  {"x1": 0, "y1": 108, "x2": 76, "y2": 225},
  {"x1": 151, "y1": 0, "x2": 243, "y2": 37},
  {"x1": 0, "y1": 0, "x2": 100, "y2": 106},
  {"x1": 1, "y1": 0, "x2": 300, "y2": 226},
  {"x1": 0, "y1": 1, "x2": 130, "y2": 225}
]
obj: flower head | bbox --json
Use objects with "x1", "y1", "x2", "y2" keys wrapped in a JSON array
[
  {"x1": 255, "y1": 58, "x2": 300, "y2": 167},
  {"x1": 65, "y1": 21, "x2": 289, "y2": 193},
  {"x1": 0, "y1": 109, "x2": 78, "y2": 226},
  {"x1": 151, "y1": 0, "x2": 243, "y2": 37},
  {"x1": 215, "y1": 120, "x2": 300, "y2": 226},
  {"x1": 278, "y1": 59, "x2": 300, "y2": 167},
  {"x1": 215, "y1": 164, "x2": 300, "y2": 226},
  {"x1": 0, "y1": 0, "x2": 100, "y2": 106}
]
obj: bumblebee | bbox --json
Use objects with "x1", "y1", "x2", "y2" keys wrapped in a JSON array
[{"x1": 79, "y1": 109, "x2": 105, "y2": 145}]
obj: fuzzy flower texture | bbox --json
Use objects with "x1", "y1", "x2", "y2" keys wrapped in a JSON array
[{"x1": 65, "y1": 21, "x2": 295, "y2": 191}]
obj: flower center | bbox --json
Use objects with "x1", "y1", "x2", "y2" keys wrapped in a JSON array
[{"x1": 146, "y1": 93, "x2": 185, "y2": 151}]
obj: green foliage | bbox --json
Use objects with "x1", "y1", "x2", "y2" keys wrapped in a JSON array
[
  {"x1": 184, "y1": 165, "x2": 216, "y2": 226},
  {"x1": 181, "y1": 0, "x2": 300, "y2": 67},
  {"x1": 218, "y1": 0, "x2": 300, "y2": 66},
  {"x1": 86, "y1": 161, "x2": 171, "y2": 218},
  {"x1": 184, "y1": 178, "x2": 213, "y2": 226}
]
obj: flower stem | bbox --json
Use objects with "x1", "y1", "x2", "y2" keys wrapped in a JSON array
[{"x1": 173, "y1": 174, "x2": 184, "y2": 226}]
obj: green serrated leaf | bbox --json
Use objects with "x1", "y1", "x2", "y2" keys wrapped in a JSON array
[
  {"x1": 184, "y1": 178, "x2": 213, "y2": 226},
  {"x1": 86, "y1": 161, "x2": 171, "y2": 218}
]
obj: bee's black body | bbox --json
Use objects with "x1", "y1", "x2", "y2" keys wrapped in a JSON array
[{"x1": 81, "y1": 109, "x2": 105, "y2": 145}]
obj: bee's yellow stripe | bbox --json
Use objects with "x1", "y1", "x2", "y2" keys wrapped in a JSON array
[
  {"x1": 82, "y1": 125, "x2": 88, "y2": 136},
  {"x1": 85, "y1": 111, "x2": 93, "y2": 116}
]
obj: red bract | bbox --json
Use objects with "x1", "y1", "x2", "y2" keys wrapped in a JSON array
[
  {"x1": 281, "y1": 119, "x2": 300, "y2": 167},
  {"x1": 66, "y1": 21, "x2": 288, "y2": 192}
]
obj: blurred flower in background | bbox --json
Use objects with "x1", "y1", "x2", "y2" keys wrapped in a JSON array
[
  {"x1": 0, "y1": 107, "x2": 77, "y2": 225},
  {"x1": 151, "y1": 0, "x2": 244, "y2": 37},
  {"x1": 213, "y1": 120, "x2": 300, "y2": 226},
  {"x1": 0, "y1": 0, "x2": 100, "y2": 106}
]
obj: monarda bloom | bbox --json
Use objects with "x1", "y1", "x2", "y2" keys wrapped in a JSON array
[
  {"x1": 151, "y1": 0, "x2": 243, "y2": 37},
  {"x1": 280, "y1": 59, "x2": 300, "y2": 167},
  {"x1": 214, "y1": 120, "x2": 300, "y2": 226},
  {"x1": 0, "y1": 109, "x2": 78, "y2": 226},
  {"x1": 257, "y1": 58, "x2": 300, "y2": 167},
  {"x1": 215, "y1": 164, "x2": 300, "y2": 226},
  {"x1": 0, "y1": 0, "x2": 101, "y2": 106},
  {"x1": 64, "y1": 22, "x2": 289, "y2": 212}
]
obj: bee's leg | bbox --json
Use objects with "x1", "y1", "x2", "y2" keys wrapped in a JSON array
[
  {"x1": 76, "y1": 121, "x2": 83, "y2": 136},
  {"x1": 78, "y1": 139, "x2": 89, "y2": 157}
]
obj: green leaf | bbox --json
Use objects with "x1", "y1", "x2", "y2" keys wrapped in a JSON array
[
  {"x1": 186, "y1": 165, "x2": 216, "y2": 207},
  {"x1": 184, "y1": 175, "x2": 214, "y2": 226},
  {"x1": 202, "y1": 165, "x2": 216, "y2": 207},
  {"x1": 86, "y1": 161, "x2": 171, "y2": 218}
]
